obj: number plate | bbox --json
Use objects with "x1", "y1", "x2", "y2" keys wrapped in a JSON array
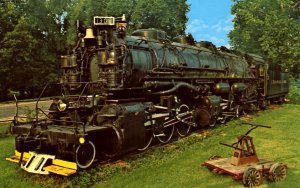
[{"x1": 94, "y1": 16, "x2": 115, "y2": 26}]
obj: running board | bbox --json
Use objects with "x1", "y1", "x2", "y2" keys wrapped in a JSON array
[{"x1": 6, "y1": 150, "x2": 77, "y2": 176}]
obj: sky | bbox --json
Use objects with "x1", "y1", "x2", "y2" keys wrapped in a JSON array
[{"x1": 186, "y1": 0, "x2": 234, "y2": 48}]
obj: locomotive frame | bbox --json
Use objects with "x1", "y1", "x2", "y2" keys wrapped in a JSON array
[{"x1": 7, "y1": 15, "x2": 289, "y2": 175}]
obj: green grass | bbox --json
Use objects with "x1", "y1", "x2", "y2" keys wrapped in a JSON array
[
  {"x1": 94, "y1": 104, "x2": 300, "y2": 188},
  {"x1": 0, "y1": 123, "x2": 41, "y2": 188},
  {"x1": 1, "y1": 104, "x2": 300, "y2": 187},
  {"x1": 0, "y1": 123, "x2": 10, "y2": 138}
]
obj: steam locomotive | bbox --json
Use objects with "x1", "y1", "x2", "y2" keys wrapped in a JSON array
[{"x1": 8, "y1": 15, "x2": 289, "y2": 174}]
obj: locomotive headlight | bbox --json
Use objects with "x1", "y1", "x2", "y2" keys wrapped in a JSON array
[
  {"x1": 57, "y1": 100, "x2": 67, "y2": 112},
  {"x1": 107, "y1": 51, "x2": 115, "y2": 64}
]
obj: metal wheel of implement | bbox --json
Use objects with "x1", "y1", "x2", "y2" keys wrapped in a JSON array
[
  {"x1": 176, "y1": 104, "x2": 192, "y2": 137},
  {"x1": 156, "y1": 119, "x2": 175, "y2": 144},
  {"x1": 75, "y1": 141, "x2": 96, "y2": 169},
  {"x1": 137, "y1": 130, "x2": 153, "y2": 151},
  {"x1": 242, "y1": 167, "x2": 262, "y2": 187},
  {"x1": 269, "y1": 163, "x2": 287, "y2": 182}
]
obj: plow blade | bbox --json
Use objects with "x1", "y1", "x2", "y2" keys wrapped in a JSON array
[{"x1": 6, "y1": 150, "x2": 77, "y2": 176}]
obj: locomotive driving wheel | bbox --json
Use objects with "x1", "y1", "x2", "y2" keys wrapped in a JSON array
[
  {"x1": 209, "y1": 117, "x2": 217, "y2": 127},
  {"x1": 75, "y1": 141, "x2": 96, "y2": 169},
  {"x1": 242, "y1": 167, "x2": 262, "y2": 187},
  {"x1": 219, "y1": 114, "x2": 228, "y2": 124},
  {"x1": 155, "y1": 117, "x2": 174, "y2": 144},
  {"x1": 195, "y1": 107, "x2": 211, "y2": 127},
  {"x1": 137, "y1": 129, "x2": 153, "y2": 151},
  {"x1": 176, "y1": 104, "x2": 192, "y2": 137}
]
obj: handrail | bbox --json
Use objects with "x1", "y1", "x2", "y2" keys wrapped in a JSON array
[{"x1": 14, "y1": 82, "x2": 99, "y2": 135}]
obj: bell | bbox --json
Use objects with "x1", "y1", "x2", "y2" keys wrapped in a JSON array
[{"x1": 84, "y1": 28, "x2": 95, "y2": 39}]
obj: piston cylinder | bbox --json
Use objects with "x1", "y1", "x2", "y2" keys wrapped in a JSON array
[
  {"x1": 231, "y1": 83, "x2": 246, "y2": 93},
  {"x1": 215, "y1": 82, "x2": 230, "y2": 94}
]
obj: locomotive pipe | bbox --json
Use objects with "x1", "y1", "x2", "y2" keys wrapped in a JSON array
[
  {"x1": 151, "y1": 82, "x2": 201, "y2": 95},
  {"x1": 143, "y1": 81, "x2": 174, "y2": 89}
]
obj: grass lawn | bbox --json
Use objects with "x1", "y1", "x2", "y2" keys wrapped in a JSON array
[{"x1": 0, "y1": 104, "x2": 299, "y2": 187}]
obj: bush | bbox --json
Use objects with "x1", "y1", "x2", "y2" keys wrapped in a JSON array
[{"x1": 287, "y1": 79, "x2": 300, "y2": 104}]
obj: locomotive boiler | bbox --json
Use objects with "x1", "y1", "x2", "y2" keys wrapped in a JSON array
[{"x1": 8, "y1": 15, "x2": 289, "y2": 175}]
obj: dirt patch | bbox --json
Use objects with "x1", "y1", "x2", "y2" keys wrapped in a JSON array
[
  {"x1": 240, "y1": 115, "x2": 256, "y2": 121},
  {"x1": 110, "y1": 160, "x2": 131, "y2": 169},
  {"x1": 269, "y1": 105, "x2": 281, "y2": 110}
]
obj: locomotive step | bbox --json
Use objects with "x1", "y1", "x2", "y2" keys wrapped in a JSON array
[{"x1": 6, "y1": 150, "x2": 77, "y2": 176}]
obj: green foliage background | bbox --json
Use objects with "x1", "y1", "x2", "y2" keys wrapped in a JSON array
[
  {"x1": 287, "y1": 79, "x2": 300, "y2": 104},
  {"x1": 229, "y1": 0, "x2": 300, "y2": 76}
]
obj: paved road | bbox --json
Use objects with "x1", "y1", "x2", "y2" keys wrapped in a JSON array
[{"x1": 0, "y1": 100, "x2": 52, "y2": 122}]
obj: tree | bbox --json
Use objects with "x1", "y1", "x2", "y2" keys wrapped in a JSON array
[
  {"x1": 0, "y1": 0, "x2": 69, "y2": 100},
  {"x1": 229, "y1": 0, "x2": 300, "y2": 75},
  {"x1": 66, "y1": 0, "x2": 190, "y2": 43},
  {"x1": 131, "y1": 0, "x2": 189, "y2": 38},
  {"x1": 66, "y1": 0, "x2": 108, "y2": 46},
  {"x1": 0, "y1": 0, "x2": 26, "y2": 99},
  {"x1": 0, "y1": 17, "x2": 39, "y2": 98},
  {"x1": 106, "y1": 0, "x2": 136, "y2": 33},
  {"x1": 0, "y1": 0, "x2": 25, "y2": 40}
]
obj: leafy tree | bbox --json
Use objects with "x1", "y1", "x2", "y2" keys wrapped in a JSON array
[
  {"x1": 66, "y1": 0, "x2": 108, "y2": 46},
  {"x1": 66, "y1": 0, "x2": 190, "y2": 43},
  {"x1": 106, "y1": 0, "x2": 136, "y2": 33},
  {"x1": 0, "y1": 0, "x2": 26, "y2": 99},
  {"x1": 131, "y1": 0, "x2": 189, "y2": 38},
  {"x1": 106, "y1": 0, "x2": 136, "y2": 20},
  {"x1": 0, "y1": 0, "x2": 25, "y2": 40},
  {"x1": 24, "y1": 0, "x2": 72, "y2": 54},
  {"x1": 229, "y1": 0, "x2": 300, "y2": 75},
  {"x1": 0, "y1": 17, "x2": 39, "y2": 98},
  {"x1": 0, "y1": 0, "x2": 69, "y2": 99}
]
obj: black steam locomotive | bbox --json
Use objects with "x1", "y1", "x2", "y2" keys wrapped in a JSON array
[{"x1": 8, "y1": 15, "x2": 289, "y2": 174}]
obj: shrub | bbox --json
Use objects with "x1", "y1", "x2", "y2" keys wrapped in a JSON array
[{"x1": 286, "y1": 79, "x2": 300, "y2": 104}]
